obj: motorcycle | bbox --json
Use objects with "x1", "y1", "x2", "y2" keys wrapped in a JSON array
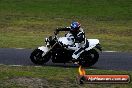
[{"x1": 30, "y1": 31, "x2": 102, "y2": 67}]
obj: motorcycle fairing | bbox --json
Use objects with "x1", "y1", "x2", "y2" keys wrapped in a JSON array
[
  {"x1": 38, "y1": 39, "x2": 99, "y2": 53},
  {"x1": 85, "y1": 39, "x2": 99, "y2": 51},
  {"x1": 58, "y1": 37, "x2": 74, "y2": 46}
]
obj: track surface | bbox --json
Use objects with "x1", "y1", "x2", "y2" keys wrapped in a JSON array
[{"x1": 0, "y1": 48, "x2": 132, "y2": 71}]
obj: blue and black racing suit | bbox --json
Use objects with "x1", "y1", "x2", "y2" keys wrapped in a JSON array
[{"x1": 56, "y1": 27, "x2": 89, "y2": 61}]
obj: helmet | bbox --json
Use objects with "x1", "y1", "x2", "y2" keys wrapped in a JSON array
[{"x1": 70, "y1": 22, "x2": 81, "y2": 31}]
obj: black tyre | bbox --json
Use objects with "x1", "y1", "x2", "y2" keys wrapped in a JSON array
[
  {"x1": 79, "y1": 49, "x2": 99, "y2": 67},
  {"x1": 30, "y1": 49, "x2": 50, "y2": 65}
]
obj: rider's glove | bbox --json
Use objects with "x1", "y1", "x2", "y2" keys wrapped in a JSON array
[{"x1": 54, "y1": 29, "x2": 59, "y2": 35}]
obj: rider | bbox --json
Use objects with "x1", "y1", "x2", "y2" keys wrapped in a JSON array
[{"x1": 55, "y1": 21, "x2": 89, "y2": 63}]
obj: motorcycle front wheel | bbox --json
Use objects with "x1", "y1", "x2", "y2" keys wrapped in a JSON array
[
  {"x1": 79, "y1": 49, "x2": 99, "y2": 67},
  {"x1": 30, "y1": 49, "x2": 50, "y2": 65}
]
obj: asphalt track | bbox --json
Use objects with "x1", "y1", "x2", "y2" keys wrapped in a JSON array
[{"x1": 0, "y1": 48, "x2": 132, "y2": 71}]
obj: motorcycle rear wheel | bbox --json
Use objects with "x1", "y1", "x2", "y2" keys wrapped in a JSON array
[
  {"x1": 79, "y1": 49, "x2": 99, "y2": 67},
  {"x1": 30, "y1": 49, "x2": 50, "y2": 65}
]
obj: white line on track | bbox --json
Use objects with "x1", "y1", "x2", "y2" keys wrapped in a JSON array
[
  {"x1": 103, "y1": 51, "x2": 117, "y2": 52},
  {"x1": 9, "y1": 65, "x2": 23, "y2": 66},
  {"x1": 15, "y1": 48, "x2": 25, "y2": 49}
]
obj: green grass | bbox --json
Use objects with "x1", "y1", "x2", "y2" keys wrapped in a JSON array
[
  {"x1": 0, "y1": 65, "x2": 131, "y2": 88},
  {"x1": 0, "y1": 0, "x2": 132, "y2": 19},
  {"x1": 0, "y1": 0, "x2": 132, "y2": 51}
]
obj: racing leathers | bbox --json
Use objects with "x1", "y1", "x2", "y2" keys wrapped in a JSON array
[{"x1": 56, "y1": 27, "x2": 89, "y2": 61}]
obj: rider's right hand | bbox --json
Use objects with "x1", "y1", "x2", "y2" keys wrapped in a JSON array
[{"x1": 54, "y1": 29, "x2": 59, "y2": 35}]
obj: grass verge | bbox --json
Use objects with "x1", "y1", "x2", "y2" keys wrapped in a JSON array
[
  {"x1": 0, "y1": 0, "x2": 132, "y2": 51},
  {"x1": 0, "y1": 65, "x2": 132, "y2": 88}
]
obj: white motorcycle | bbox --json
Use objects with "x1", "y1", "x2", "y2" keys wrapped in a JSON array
[{"x1": 30, "y1": 32, "x2": 102, "y2": 67}]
